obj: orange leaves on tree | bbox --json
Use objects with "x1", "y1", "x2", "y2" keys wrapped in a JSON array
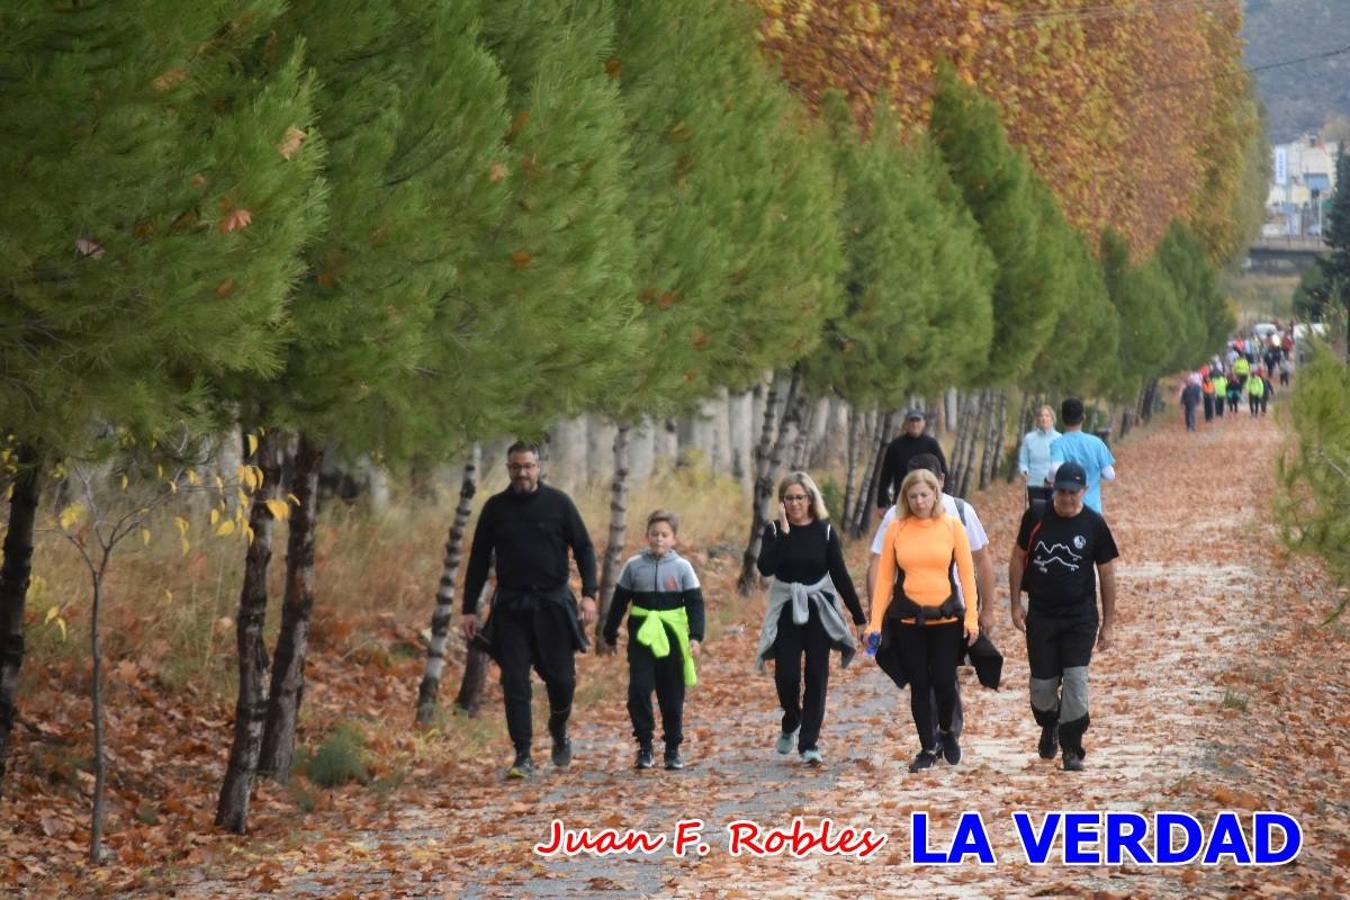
[
  {"x1": 277, "y1": 127, "x2": 308, "y2": 161},
  {"x1": 151, "y1": 67, "x2": 187, "y2": 93},
  {"x1": 752, "y1": 0, "x2": 1253, "y2": 256},
  {"x1": 218, "y1": 208, "x2": 252, "y2": 235}
]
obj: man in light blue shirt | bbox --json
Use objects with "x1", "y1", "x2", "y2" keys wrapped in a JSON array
[
  {"x1": 1048, "y1": 397, "x2": 1116, "y2": 513},
  {"x1": 1018, "y1": 404, "x2": 1061, "y2": 504}
]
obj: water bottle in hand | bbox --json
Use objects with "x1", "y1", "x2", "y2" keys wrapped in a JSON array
[{"x1": 865, "y1": 632, "x2": 880, "y2": 657}]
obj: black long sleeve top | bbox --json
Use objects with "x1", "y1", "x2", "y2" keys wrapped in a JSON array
[
  {"x1": 462, "y1": 483, "x2": 597, "y2": 613},
  {"x1": 876, "y1": 433, "x2": 947, "y2": 509},
  {"x1": 756, "y1": 519, "x2": 865, "y2": 624}
]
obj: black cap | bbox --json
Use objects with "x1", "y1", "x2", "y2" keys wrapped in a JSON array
[
  {"x1": 904, "y1": 408, "x2": 925, "y2": 421},
  {"x1": 1053, "y1": 462, "x2": 1087, "y2": 492}
]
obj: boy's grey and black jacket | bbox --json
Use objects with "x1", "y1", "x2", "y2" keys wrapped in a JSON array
[{"x1": 603, "y1": 549, "x2": 705, "y2": 645}]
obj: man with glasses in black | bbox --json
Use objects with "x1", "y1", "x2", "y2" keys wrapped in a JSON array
[{"x1": 461, "y1": 441, "x2": 598, "y2": 778}]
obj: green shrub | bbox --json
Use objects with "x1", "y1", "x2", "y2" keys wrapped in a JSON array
[
  {"x1": 1277, "y1": 343, "x2": 1350, "y2": 618},
  {"x1": 308, "y1": 723, "x2": 369, "y2": 788},
  {"x1": 819, "y1": 478, "x2": 842, "y2": 521}
]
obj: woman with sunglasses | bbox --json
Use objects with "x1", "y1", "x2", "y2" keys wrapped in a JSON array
[{"x1": 755, "y1": 472, "x2": 866, "y2": 765}]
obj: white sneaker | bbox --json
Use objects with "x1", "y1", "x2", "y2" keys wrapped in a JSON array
[
  {"x1": 775, "y1": 728, "x2": 799, "y2": 755},
  {"x1": 800, "y1": 748, "x2": 824, "y2": 766}
]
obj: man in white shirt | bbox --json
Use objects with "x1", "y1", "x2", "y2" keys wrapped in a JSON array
[{"x1": 866, "y1": 453, "x2": 998, "y2": 749}]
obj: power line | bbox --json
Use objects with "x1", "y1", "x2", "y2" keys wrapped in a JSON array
[{"x1": 1132, "y1": 42, "x2": 1350, "y2": 96}]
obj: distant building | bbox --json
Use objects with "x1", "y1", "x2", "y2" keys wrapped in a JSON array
[{"x1": 1268, "y1": 135, "x2": 1341, "y2": 236}]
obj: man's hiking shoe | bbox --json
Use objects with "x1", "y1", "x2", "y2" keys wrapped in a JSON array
[
  {"x1": 800, "y1": 748, "x2": 824, "y2": 766},
  {"x1": 551, "y1": 735, "x2": 573, "y2": 769},
  {"x1": 1039, "y1": 724, "x2": 1059, "y2": 760},
  {"x1": 1062, "y1": 750, "x2": 1086, "y2": 772},
  {"x1": 908, "y1": 750, "x2": 938, "y2": 773},
  {"x1": 506, "y1": 754, "x2": 535, "y2": 780},
  {"x1": 775, "y1": 728, "x2": 799, "y2": 755},
  {"x1": 635, "y1": 747, "x2": 655, "y2": 770},
  {"x1": 664, "y1": 750, "x2": 685, "y2": 771},
  {"x1": 940, "y1": 730, "x2": 961, "y2": 765}
]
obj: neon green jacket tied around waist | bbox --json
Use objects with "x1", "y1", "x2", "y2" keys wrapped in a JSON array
[{"x1": 630, "y1": 605, "x2": 697, "y2": 687}]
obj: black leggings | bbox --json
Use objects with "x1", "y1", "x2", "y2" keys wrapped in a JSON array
[
  {"x1": 773, "y1": 603, "x2": 833, "y2": 752},
  {"x1": 894, "y1": 620, "x2": 963, "y2": 751}
]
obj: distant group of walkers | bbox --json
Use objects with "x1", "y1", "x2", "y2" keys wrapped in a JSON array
[
  {"x1": 1179, "y1": 329, "x2": 1295, "y2": 431},
  {"x1": 461, "y1": 397, "x2": 1119, "y2": 779}
]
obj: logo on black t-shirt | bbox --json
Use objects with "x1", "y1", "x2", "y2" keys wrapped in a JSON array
[{"x1": 1031, "y1": 540, "x2": 1083, "y2": 573}]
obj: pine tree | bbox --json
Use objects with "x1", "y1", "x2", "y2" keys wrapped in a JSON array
[
  {"x1": 929, "y1": 63, "x2": 1058, "y2": 385},
  {"x1": 1317, "y1": 150, "x2": 1350, "y2": 320},
  {"x1": 1101, "y1": 228, "x2": 1181, "y2": 409},
  {"x1": 217, "y1": 0, "x2": 520, "y2": 829},
  {"x1": 1156, "y1": 221, "x2": 1232, "y2": 365},
  {"x1": 806, "y1": 93, "x2": 992, "y2": 408},
  {"x1": 606, "y1": 0, "x2": 845, "y2": 608},
  {"x1": 1023, "y1": 180, "x2": 1119, "y2": 397},
  {"x1": 473, "y1": 0, "x2": 640, "y2": 431},
  {"x1": 0, "y1": 0, "x2": 324, "y2": 796},
  {"x1": 412, "y1": 0, "x2": 643, "y2": 715}
]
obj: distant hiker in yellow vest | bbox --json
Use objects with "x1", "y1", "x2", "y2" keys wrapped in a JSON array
[{"x1": 1246, "y1": 368, "x2": 1266, "y2": 416}]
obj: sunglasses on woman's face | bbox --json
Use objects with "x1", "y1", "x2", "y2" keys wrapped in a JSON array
[{"x1": 783, "y1": 494, "x2": 809, "y2": 502}]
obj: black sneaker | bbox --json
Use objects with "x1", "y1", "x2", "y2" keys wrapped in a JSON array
[
  {"x1": 1038, "y1": 724, "x2": 1059, "y2": 760},
  {"x1": 908, "y1": 749, "x2": 938, "y2": 773},
  {"x1": 635, "y1": 746, "x2": 655, "y2": 770},
  {"x1": 551, "y1": 734, "x2": 573, "y2": 769},
  {"x1": 664, "y1": 750, "x2": 685, "y2": 771},
  {"x1": 940, "y1": 730, "x2": 961, "y2": 765},
  {"x1": 1062, "y1": 750, "x2": 1086, "y2": 772},
  {"x1": 506, "y1": 753, "x2": 535, "y2": 779}
]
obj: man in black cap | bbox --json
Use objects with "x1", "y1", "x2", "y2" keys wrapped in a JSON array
[
  {"x1": 1008, "y1": 461, "x2": 1119, "y2": 771},
  {"x1": 875, "y1": 409, "x2": 947, "y2": 517},
  {"x1": 460, "y1": 441, "x2": 598, "y2": 779}
]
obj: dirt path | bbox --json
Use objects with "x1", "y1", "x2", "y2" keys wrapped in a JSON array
[{"x1": 168, "y1": 410, "x2": 1347, "y2": 898}]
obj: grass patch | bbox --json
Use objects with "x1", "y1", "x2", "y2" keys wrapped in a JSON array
[
  {"x1": 1221, "y1": 689, "x2": 1249, "y2": 712},
  {"x1": 306, "y1": 722, "x2": 370, "y2": 788}
]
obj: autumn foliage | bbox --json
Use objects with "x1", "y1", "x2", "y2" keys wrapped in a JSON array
[{"x1": 753, "y1": 0, "x2": 1260, "y2": 260}]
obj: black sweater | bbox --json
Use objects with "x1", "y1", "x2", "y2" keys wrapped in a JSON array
[
  {"x1": 463, "y1": 483, "x2": 597, "y2": 613},
  {"x1": 756, "y1": 519, "x2": 865, "y2": 624},
  {"x1": 876, "y1": 433, "x2": 947, "y2": 509}
]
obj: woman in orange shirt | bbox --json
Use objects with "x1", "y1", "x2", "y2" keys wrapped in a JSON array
[{"x1": 866, "y1": 469, "x2": 979, "y2": 772}]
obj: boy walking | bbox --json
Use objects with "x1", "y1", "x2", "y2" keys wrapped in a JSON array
[{"x1": 604, "y1": 510, "x2": 705, "y2": 770}]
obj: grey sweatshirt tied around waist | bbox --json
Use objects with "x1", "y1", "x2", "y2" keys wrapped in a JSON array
[{"x1": 756, "y1": 574, "x2": 858, "y2": 673}]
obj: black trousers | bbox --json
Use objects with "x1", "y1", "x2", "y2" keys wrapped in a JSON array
[
  {"x1": 1183, "y1": 404, "x2": 1197, "y2": 431},
  {"x1": 773, "y1": 603, "x2": 833, "y2": 752},
  {"x1": 1025, "y1": 610, "x2": 1097, "y2": 754},
  {"x1": 494, "y1": 598, "x2": 577, "y2": 754},
  {"x1": 627, "y1": 619, "x2": 685, "y2": 750},
  {"x1": 1249, "y1": 394, "x2": 1261, "y2": 416},
  {"x1": 1202, "y1": 394, "x2": 1214, "y2": 422},
  {"x1": 893, "y1": 620, "x2": 963, "y2": 752},
  {"x1": 1214, "y1": 397, "x2": 1224, "y2": 418}
]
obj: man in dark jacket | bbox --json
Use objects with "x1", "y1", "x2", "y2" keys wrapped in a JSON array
[
  {"x1": 875, "y1": 409, "x2": 947, "y2": 517},
  {"x1": 460, "y1": 441, "x2": 598, "y2": 779}
]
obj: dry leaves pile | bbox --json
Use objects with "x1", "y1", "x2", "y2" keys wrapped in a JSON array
[{"x1": 3, "y1": 401, "x2": 1345, "y2": 898}]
